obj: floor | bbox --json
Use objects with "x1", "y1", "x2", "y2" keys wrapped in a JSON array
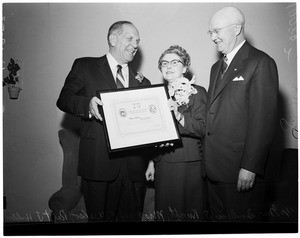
[{"x1": 67, "y1": 186, "x2": 155, "y2": 222}]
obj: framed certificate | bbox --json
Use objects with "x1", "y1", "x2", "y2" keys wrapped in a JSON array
[{"x1": 98, "y1": 84, "x2": 181, "y2": 152}]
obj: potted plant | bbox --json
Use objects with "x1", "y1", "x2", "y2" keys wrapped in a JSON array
[{"x1": 3, "y1": 58, "x2": 22, "y2": 99}]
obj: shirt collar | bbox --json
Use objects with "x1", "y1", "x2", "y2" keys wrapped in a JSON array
[
  {"x1": 106, "y1": 53, "x2": 128, "y2": 72},
  {"x1": 225, "y1": 40, "x2": 246, "y2": 66}
]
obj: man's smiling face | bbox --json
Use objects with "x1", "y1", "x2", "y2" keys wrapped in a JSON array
[{"x1": 110, "y1": 23, "x2": 140, "y2": 64}]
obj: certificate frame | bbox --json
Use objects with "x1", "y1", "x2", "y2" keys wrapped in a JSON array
[{"x1": 97, "y1": 84, "x2": 181, "y2": 153}]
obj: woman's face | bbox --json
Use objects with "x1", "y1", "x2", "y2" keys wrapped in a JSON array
[{"x1": 160, "y1": 53, "x2": 187, "y2": 83}]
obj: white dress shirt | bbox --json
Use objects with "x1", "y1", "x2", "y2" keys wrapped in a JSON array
[
  {"x1": 225, "y1": 40, "x2": 246, "y2": 68},
  {"x1": 106, "y1": 53, "x2": 129, "y2": 88}
]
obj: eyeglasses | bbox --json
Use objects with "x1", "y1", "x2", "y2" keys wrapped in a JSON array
[
  {"x1": 207, "y1": 23, "x2": 238, "y2": 37},
  {"x1": 161, "y1": 59, "x2": 183, "y2": 67}
]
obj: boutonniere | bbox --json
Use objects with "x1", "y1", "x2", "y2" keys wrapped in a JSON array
[
  {"x1": 168, "y1": 75, "x2": 198, "y2": 107},
  {"x1": 135, "y1": 71, "x2": 144, "y2": 83}
]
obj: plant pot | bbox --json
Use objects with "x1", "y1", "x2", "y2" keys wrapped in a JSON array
[{"x1": 7, "y1": 86, "x2": 21, "y2": 99}]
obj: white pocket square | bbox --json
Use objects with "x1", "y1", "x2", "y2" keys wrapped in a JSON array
[{"x1": 233, "y1": 76, "x2": 244, "y2": 81}]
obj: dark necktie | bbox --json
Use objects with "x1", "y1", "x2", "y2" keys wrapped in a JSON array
[
  {"x1": 221, "y1": 55, "x2": 228, "y2": 76},
  {"x1": 215, "y1": 56, "x2": 228, "y2": 91},
  {"x1": 116, "y1": 65, "x2": 125, "y2": 88}
]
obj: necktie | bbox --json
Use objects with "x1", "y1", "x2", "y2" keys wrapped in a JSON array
[
  {"x1": 221, "y1": 55, "x2": 228, "y2": 76},
  {"x1": 215, "y1": 55, "x2": 228, "y2": 92},
  {"x1": 116, "y1": 65, "x2": 125, "y2": 88}
]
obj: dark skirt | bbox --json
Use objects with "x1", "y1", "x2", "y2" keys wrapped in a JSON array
[{"x1": 154, "y1": 159, "x2": 205, "y2": 221}]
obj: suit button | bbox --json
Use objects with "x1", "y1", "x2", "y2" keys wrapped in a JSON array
[{"x1": 207, "y1": 132, "x2": 213, "y2": 136}]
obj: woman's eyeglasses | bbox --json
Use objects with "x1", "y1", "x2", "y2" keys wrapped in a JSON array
[{"x1": 161, "y1": 59, "x2": 183, "y2": 67}]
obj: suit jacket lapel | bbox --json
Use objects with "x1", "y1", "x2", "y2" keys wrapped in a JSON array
[
  {"x1": 209, "y1": 42, "x2": 250, "y2": 108},
  {"x1": 207, "y1": 60, "x2": 223, "y2": 107},
  {"x1": 97, "y1": 56, "x2": 117, "y2": 89},
  {"x1": 128, "y1": 67, "x2": 139, "y2": 87},
  {"x1": 97, "y1": 57, "x2": 141, "y2": 89},
  {"x1": 211, "y1": 61, "x2": 223, "y2": 97}
]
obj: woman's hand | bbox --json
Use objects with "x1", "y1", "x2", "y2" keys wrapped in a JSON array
[
  {"x1": 155, "y1": 142, "x2": 174, "y2": 148},
  {"x1": 145, "y1": 160, "x2": 155, "y2": 181},
  {"x1": 168, "y1": 98, "x2": 184, "y2": 126},
  {"x1": 168, "y1": 99, "x2": 179, "y2": 118}
]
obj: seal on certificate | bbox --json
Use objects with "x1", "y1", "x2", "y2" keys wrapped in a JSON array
[
  {"x1": 148, "y1": 104, "x2": 157, "y2": 114},
  {"x1": 119, "y1": 108, "x2": 127, "y2": 117}
]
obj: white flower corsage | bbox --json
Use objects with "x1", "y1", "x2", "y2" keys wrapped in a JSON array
[
  {"x1": 135, "y1": 71, "x2": 144, "y2": 83},
  {"x1": 168, "y1": 75, "x2": 198, "y2": 106}
]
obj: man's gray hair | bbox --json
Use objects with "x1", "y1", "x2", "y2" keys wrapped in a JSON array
[{"x1": 107, "y1": 21, "x2": 134, "y2": 46}]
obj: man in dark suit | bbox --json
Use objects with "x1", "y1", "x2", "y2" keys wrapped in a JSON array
[
  {"x1": 204, "y1": 7, "x2": 279, "y2": 221},
  {"x1": 57, "y1": 21, "x2": 151, "y2": 221}
]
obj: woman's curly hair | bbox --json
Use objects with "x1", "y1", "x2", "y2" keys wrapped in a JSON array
[{"x1": 158, "y1": 45, "x2": 191, "y2": 74}]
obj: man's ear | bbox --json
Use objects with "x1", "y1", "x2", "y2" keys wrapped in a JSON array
[
  {"x1": 234, "y1": 24, "x2": 242, "y2": 36},
  {"x1": 109, "y1": 34, "x2": 117, "y2": 46}
]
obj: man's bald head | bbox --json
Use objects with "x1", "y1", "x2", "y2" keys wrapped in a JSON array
[
  {"x1": 208, "y1": 6, "x2": 245, "y2": 55},
  {"x1": 210, "y1": 6, "x2": 245, "y2": 31}
]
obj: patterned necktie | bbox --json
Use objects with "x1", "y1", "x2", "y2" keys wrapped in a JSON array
[
  {"x1": 116, "y1": 65, "x2": 125, "y2": 88},
  {"x1": 221, "y1": 55, "x2": 228, "y2": 76},
  {"x1": 215, "y1": 55, "x2": 228, "y2": 92}
]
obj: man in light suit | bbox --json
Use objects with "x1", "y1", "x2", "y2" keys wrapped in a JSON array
[
  {"x1": 204, "y1": 7, "x2": 278, "y2": 221},
  {"x1": 57, "y1": 21, "x2": 151, "y2": 221}
]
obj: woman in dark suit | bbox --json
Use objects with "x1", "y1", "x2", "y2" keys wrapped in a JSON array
[{"x1": 145, "y1": 45, "x2": 207, "y2": 221}]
